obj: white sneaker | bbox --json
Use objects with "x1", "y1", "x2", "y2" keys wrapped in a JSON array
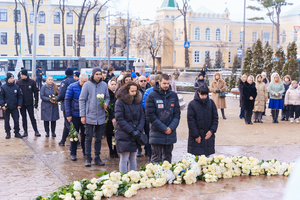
[
  {"x1": 296, "y1": 118, "x2": 300, "y2": 124},
  {"x1": 290, "y1": 118, "x2": 294, "y2": 123}
]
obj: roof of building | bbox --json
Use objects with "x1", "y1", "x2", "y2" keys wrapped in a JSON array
[
  {"x1": 282, "y1": 4, "x2": 300, "y2": 17},
  {"x1": 160, "y1": 0, "x2": 176, "y2": 8},
  {"x1": 195, "y1": 5, "x2": 214, "y2": 14}
]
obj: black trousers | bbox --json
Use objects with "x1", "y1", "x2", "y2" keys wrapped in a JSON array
[
  {"x1": 289, "y1": 105, "x2": 300, "y2": 119},
  {"x1": 44, "y1": 121, "x2": 56, "y2": 134},
  {"x1": 85, "y1": 124, "x2": 104, "y2": 161},
  {"x1": 20, "y1": 105, "x2": 38, "y2": 132},
  {"x1": 36, "y1": 78, "x2": 42, "y2": 90},
  {"x1": 244, "y1": 110, "x2": 253, "y2": 123},
  {"x1": 151, "y1": 144, "x2": 173, "y2": 163},
  {"x1": 4, "y1": 109, "x2": 20, "y2": 134},
  {"x1": 70, "y1": 116, "x2": 86, "y2": 156},
  {"x1": 60, "y1": 111, "x2": 70, "y2": 143}
]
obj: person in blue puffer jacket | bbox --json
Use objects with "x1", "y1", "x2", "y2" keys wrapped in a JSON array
[{"x1": 65, "y1": 74, "x2": 89, "y2": 161}]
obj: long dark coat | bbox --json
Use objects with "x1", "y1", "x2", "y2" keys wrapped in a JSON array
[
  {"x1": 40, "y1": 84, "x2": 60, "y2": 121},
  {"x1": 238, "y1": 80, "x2": 244, "y2": 108},
  {"x1": 243, "y1": 82, "x2": 257, "y2": 111},
  {"x1": 115, "y1": 85, "x2": 145, "y2": 153},
  {"x1": 105, "y1": 88, "x2": 117, "y2": 137},
  {"x1": 187, "y1": 93, "x2": 218, "y2": 156}
]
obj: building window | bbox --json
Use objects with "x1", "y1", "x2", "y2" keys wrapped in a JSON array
[
  {"x1": 263, "y1": 32, "x2": 270, "y2": 43},
  {"x1": 178, "y1": 29, "x2": 181, "y2": 40},
  {"x1": 14, "y1": 33, "x2": 21, "y2": 45},
  {"x1": 174, "y1": 30, "x2": 176, "y2": 40},
  {"x1": 79, "y1": 13, "x2": 86, "y2": 25},
  {"x1": 195, "y1": 27, "x2": 200, "y2": 40},
  {"x1": 66, "y1": 12, "x2": 73, "y2": 24},
  {"x1": 13, "y1": 10, "x2": 21, "y2": 22},
  {"x1": 215, "y1": 28, "x2": 221, "y2": 41},
  {"x1": 194, "y1": 50, "x2": 200, "y2": 63},
  {"x1": 166, "y1": 15, "x2": 169, "y2": 19},
  {"x1": 173, "y1": 51, "x2": 176, "y2": 63},
  {"x1": 228, "y1": 51, "x2": 232, "y2": 63},
  {"x1": 171, "y1": 15, "x2": 174, "y2": 19},
  {"x1": 229, "y1": 31, "x2": 232, "y2": 42},
  {"x1": 80, "y1": 35, "x2": 85, "y2": 47},
  {"x1": 39, "y1": 34, "x2": 45, "y2": 46},
  {"x1": 252, "y1": 32, "x2": 258, "y2": 43},
  {"x1": 293, "y1": 29, "x2": 298, "y2": 42},
  {"x1": 54, "y1": 34, "x2": 60, "y2": 46},
  {"x1": 53, "y1": 11, "x2": 60, "y2": 24},
  {"x1": 1, "y1": 32, "x2": 7, "y2": 45},
  {"x1": 29, "y1": 11, "x2": 33, "y2": 23},
  {"x1": 281, "y1": 29, "x2": 286, "y2": 44},
  {"x1": 39, "y1": 11, "x2": 46, "y2": 23},
  {"x1": 94, "y1": 13, "x2": 100, "y2": 25},
  {"x1": 205, "y1": 28, "x2": 211, "y2": 41},
  {"x1": 240, "y1": 31, "x2": 243, "y2": 42},
  {"x1": 67, "y1": 34, "x2": 73, "y2": 46},
  {"x1": 0, "y1": 9, "x2": 7, "y2": 22}
]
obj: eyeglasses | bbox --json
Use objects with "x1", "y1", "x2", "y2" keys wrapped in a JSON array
[{"x1": 140, "y1": 80, "x2": 147, "y2": 82}]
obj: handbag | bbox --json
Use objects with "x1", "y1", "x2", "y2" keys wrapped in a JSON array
[{"x1": 219, "y1": 92, "x2": 226, "y2": 98}]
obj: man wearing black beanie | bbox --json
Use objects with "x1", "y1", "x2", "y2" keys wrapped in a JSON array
[
  {"x1": 16, "y1": 69, "x2": 40, "y2": 137},
  {"x1": 0, "y1": 73, "x2": 23, "y2": 139},
  {"x1": 57, "y1": 67, "x2": 76, "y2": 146}
]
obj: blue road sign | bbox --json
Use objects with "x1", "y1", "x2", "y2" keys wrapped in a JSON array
[
  {"x1": 237, "y1": 48, "x2": 242, "y2": 57},
  {"x1": 184, "y1": 42, "x2": 190, "y2": 48}
]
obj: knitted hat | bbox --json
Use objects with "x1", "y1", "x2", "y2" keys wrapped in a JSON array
[
  {"x1": 92, "y1": 67, "x2": 102, "y2": 75},
  {"x1": 20, "y1": 69, "x2": 28, "y2": 76},
  {"x1": 65, "y1": 68, "x2": 74, "y2": 76},
  {"x1": 198, "y1": 73, "x2": 204, "y2": 78},
  {"x1": 149, "y1": 74, "x2": 156, "y2": 81},
  {"x1": 74, "y1": 71, "x2": 80, "y2": 78},
  {"x1": 154, "y1": 74, "x2": 161, "y2": 82},
  {"x1": 6, "y1": 72, "x2": 14, "y2": 79}
]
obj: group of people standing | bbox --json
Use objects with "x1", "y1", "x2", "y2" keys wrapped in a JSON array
[{"x1": 239, "y1": 72, "x2": 300, "y2": 124}]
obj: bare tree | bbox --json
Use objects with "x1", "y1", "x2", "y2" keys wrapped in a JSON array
[
  {"x1": 18, "y1": 0, "x2": 41, "y2": 55},
  {"x1": 59, "y1": 0, "x2": 66, "y2": 56},
  {"x1": 176, "y1": 0, "x2": 190, "y2": 69},
  {"x1": 72, "y1": 0, "x2": 97, "y2": 56},
  {"x1": 14, "y1": 0, "x2": 18, "y2": 56},
  {"x1": 136, "y1": 22, "x2": 172, "y2": 70}
]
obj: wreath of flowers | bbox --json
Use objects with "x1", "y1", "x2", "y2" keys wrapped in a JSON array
[{"x1": 36, "y1": 154, "x2": 295, "y2": 200}]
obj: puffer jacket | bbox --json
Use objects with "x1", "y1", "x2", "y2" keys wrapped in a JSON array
[
  {"x1": 253, "y1": 75, "x2": 268, "y2": 112},
  {"x1": 194, "y1": 79, "x2": 208, "y2": 90},
  {"x1": 285, "y1": 86, "x2": 300, "y2": 105},
  {"x1": 115, "y1": 85, "x2": 145, "y2": 153},
  {"x1": 145, "y1": 82, "x2": 181, "y2": 145},
  {"x1": 65, "y1": 81, "x2": 82, "y2": 118},
  {"x1": 57, "y1": 75, "x2": 76, "y2": 111},
  {"x1": 187, "y1": 92, "x2": 218, "y2": 156},
  {"x1": 0, "y1": 80, "x2": 23, "y2": 109}
]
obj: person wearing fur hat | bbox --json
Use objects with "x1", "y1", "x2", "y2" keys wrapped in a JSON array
[
  {"x1": 243, "y1": 76, "x2": 257, "y2": 125},
  {"x1": 57, "y1": 67, "x2": 77, "y2": 146},
  {"x1": 79, "y1": 67, "x2": 110, "y2": 167},
  {"x1": 210, "y1": 72, "x2": 227, "y2": 119},
  {"x1": 284, "y1": 81, "x2": 300, "y2": 123},
  {"x1": 238, "y1": 74, "x2": 247, "y2": 119},
  {"x1": 282, "y1": 75, "x2": 291, "y2": 121},
  {"x1": 187, "y1": 85, "x2": 218, "y2": 157},
  {"x1": 16, "y1": 69, "x2": 40, "y2": 137},
  {"x1": 194, "y1": 73, "x2": 207, "y2": 91},
  {"x1": 268, "y1": 73, "x2": 285, "y2": 123},
  {"x1": 115, "y1": 82, "x2": 145, "y2": 172},
  {"x1": 253, "y1": 74, "x2": 268, "y2": 123},
  {"x1": 0, "y1": 73, "x2": 23, "y2": 139}
]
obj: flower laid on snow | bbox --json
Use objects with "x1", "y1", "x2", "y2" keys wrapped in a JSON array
[{"x1": 36, "y1": 154, "x2": 296, "y2": 200}]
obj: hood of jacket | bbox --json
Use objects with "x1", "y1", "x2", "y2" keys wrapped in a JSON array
[
  {"x1": 90, "y1": 69, "x2": 103, "y2": 84},
  {"x1": 116, "y1": 85, "x2": 142, "y2": 105},
  {"x1": 212, "y1": 72, "x2": 223, "y2": 82},
  {"x1": 255, "y1": 74, "x2": 263, "y2": 84},
  {"x1": 194, "y1": 91, "x2": 209, "y2": 105}
]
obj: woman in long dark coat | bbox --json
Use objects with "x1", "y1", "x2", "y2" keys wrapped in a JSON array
[
  {"x1": 187, "y1": 85, "x2": 219, "y2": 157},
  {"x1": 40, "y1": 76, "x2": 60, "y2": 137},
  {"x1": 115, "y1": 82, "x2": 145, "y2": 173},
  {"x1": 106, "y1": 78, "x2": 118, "y2": 158},
  {"x1": 238, "y1": 74, "x2": 247, "y2": 119},
  {"x1": 243, "y1": 75, "x2": 257, "y2": 125}
]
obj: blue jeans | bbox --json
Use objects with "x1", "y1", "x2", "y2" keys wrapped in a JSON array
[
  {"x1": 239, "y1": 107, "x2": 245, "y2": 118},
  {"x1": 70, "y1": 117, "x2": 85, "y2": 156},
  {"x1": 85, "y1": 124, "x2": 104, "y2": 161}
]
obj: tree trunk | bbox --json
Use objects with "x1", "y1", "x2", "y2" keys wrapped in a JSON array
[
  {"x1": 93, "y1": 15, "x2": 97, "y2": 56},
  {"x1": 14, "y1": 0, "x2": 18, "y2": 56},
  {"x1": 183, "y1": 15, "x2": 190, "y2": 69},
  {"x1": 152, "y1": 55, "x2": 155, "y2": 70},
  {"x1": 276, "y1": 13, "x2": 280, "y2": 46},
  {"x1": 113, "y1": 29, "x2": 117, "y2": 55}
]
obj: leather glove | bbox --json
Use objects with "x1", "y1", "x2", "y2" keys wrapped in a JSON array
[
  {"x1": 216, "y1": 90, "x2": 220, "y2": 93},
  {"x1": 131, "y1": 130, "x2": 141, "y2": 141}
]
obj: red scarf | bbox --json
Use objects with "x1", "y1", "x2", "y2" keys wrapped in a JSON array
[{"x1": 275, "y1": 80, "x2": 279, "y2": 83}]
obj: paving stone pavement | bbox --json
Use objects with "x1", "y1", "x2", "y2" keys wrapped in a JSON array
[{"x1": 0, "y1": 95, "x2": 298, "y2": 200}]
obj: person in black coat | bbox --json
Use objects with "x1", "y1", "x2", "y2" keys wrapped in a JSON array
[
  {"x1": 36, "y1": 66, "x2": 44, "y2": 90},
  {"x1": 194, "y1": 73, "x2": 208, "y2": 90},
  {"x1": 282, "y1": 75, "x2": 291, "y2": 121},
  {"x1": 187, "y1": 86, "x2": 218, "y2": 157},
  {"x1": 145, "y1": 74, "x2": 181, "y2": 164},
  {"x1": 106, "y1": 78, "x2": 118, "y2": 158},
  {"x1": 106, "y1": 67, "x2": 115, "y2": 82},
  {"x1": 57, "y1": 68, "x2": 76, "y2": 146},
  {"x1": 115, "y1": 81, "x2": 145, "y2": 173},
  {"x1": 243, "y1": 76, "x2": 257, "y2": 125},
  {"x1": 238, "y1": 75, "x2": 248, "y2": 119},
  {"x1": 16, "y1": 69, "x2": 40, "y2": 137},
  {"x1": 0, "y1": 73, "x2": 23, "y2": 139}
]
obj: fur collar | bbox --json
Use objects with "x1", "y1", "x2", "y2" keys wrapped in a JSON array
[{"x1": 116, "y1": 86, "x2": 142, "y2": 105}]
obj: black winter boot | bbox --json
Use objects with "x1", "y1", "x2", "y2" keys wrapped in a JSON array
[
  {"x1": 5, "y1": 132, "x2": 11, "y2": 139},
  {"x1": 275, "y1": 110, "x2": 279, "y2": 123},
  {"x1": 272, "y1": 110, "x2": 276, "y2": 123},
  {"x1": 221, "y1": 109, "x2": 227, "y2": 120},
  {"x1": 45, "y1": 132, "x2": 50, "y2": 137}
]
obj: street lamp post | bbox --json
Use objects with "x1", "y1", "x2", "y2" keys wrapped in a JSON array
[
  {"x1": 108, "y1": 10, "x2": 111, "y2": 69},
  {"x1": 126, "y1": 0, "x2": 130, "y2": 70},
  {"x1": 241, "y1": 0, "x2": 246, "y2": 71}
]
